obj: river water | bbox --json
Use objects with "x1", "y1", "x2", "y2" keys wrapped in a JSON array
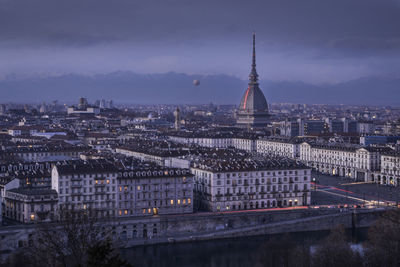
[{"x1": 120, "y1": 228, "x2": 368, "y2": 267}]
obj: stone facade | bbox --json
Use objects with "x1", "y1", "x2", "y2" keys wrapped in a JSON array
[
  {"x1": 117, "y1": 169, "x2": 193, "y2": 217},
  {"x1": 192, "y1": 167, "x2": 311, "y2": 212},
  {"x1": 3, "y1": 188, "x2": 58, "y2": 223},
  {"x1": 51, "y1": 162, "x2": 119, "y2": 218}
]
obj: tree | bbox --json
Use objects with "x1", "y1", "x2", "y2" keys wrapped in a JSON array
[
  {"x1": 312, "y1": 225, "x2": 363, "y2": 267},
  {"x1": 86, "y1": 239, "x2": 131, "y2": 267},
  {"x1": 364, "y1": 209, "x2": 400, "y2": 267},
  {"x1": 257, "y1": 234, "x2": 311, "y2": 267},
  {"x1": 5, "y1": 208, "x2": 131, "y2": 267}
]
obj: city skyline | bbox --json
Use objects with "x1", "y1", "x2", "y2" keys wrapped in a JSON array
[{"x1": 1, "y1": 2, "x2": 400, "y2": 266}]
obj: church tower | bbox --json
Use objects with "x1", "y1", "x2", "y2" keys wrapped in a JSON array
[{"x1": 236, "y1": 33, "x2": 269, "y2": 127}]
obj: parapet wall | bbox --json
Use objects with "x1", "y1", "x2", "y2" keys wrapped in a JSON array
[{"x1": 0, "y1": 208, "x2": 385, "y2": 253}]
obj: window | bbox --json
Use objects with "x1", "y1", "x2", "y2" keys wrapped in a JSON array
[
  {"x1": 170, "y1": 199, "x2": 174, "y2": 205},
  {"x1": 177, "y1": 199, "x2": 181, "y2": 205}
]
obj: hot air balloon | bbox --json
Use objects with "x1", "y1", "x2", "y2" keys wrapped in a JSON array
[{"x1": 193, "y1": 80, "x2": 200, "y2": 86}]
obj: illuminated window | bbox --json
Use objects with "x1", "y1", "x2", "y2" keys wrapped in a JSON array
[
  {"x1": 118, "y1": 210, "x2": 122, "y2": 216},
  {"x1": 148, "y1": 208, "x2": 151, "y2": 213},
  {"x1": 124, "y1": 210, "x2": 128, "y2": 215},
  {"x1": 183, "y1": 199, "x2": 186, "y2": 204},
  {"x1": 177, "y1": 199, "x2": 181, "y2": 205},
  {"x1": 226, "y1": 206, "x2": 229, "y2": 210},
  {"x1": 95, "y1": 180, "x2": 98, "y2": 184},
  {"x1": 119, "y1": 186, "x2": 122, "y2": 192},
  {"x1": 142, "y1": 209, "x2": 146, "y2": 214},
  {"x1": 170, "y1": 199, "x2": 174, "y2": 205},
  {"x1": 182, "y1": 177, "x2": 186, "y2": 182},
  {"x1": 30, "y1": 214, "x2": 35, "y2": 220},
  {"x1": 106, "y1": 179, "x2": 110, "y2": 184},
  {"x1": 188, "y1": 198, "x2": 191, "y2": 204},
  {"x1": 83, "y1": 204, "x2": 87, "y2": 210},
  {"x1": 137, "y1": 186, "x2": 141, "y2": 191},
  {"x1": 124, "y1": 186, "x2": 128, "y2": 191}
]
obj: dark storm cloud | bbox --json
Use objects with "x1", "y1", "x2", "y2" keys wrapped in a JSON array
[
  {"x1": 1, "y1": 0, "x2": 400, "y2": 82},
  {"x1": 2, "y1": 0, "x2": 400, "y2": 50}
]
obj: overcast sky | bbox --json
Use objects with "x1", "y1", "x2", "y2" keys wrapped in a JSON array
[{"x1": 1, "y1": 0, "x2": 400, "y2": 84}]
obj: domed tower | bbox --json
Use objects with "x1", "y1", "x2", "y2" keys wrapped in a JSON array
[{"x1": 236, "y1": 33, "x2": 269, "y2": 127}]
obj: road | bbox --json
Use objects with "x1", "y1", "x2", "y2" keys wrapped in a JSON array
[{"x1": 311, "y1": 172, "x2": 400, "y2": 207}]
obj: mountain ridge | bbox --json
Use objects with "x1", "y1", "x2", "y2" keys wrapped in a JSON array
[{"x1": 0, "y1": 72, "x2": 399, "y2": 105}]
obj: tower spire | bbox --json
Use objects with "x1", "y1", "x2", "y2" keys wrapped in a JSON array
[{"x1": 249, "y1": 32, "x2": 258, "y2": 84}]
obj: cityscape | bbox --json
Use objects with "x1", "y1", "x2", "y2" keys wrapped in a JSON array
[{"x1": 1, "y1": 1, "x2": 400, "y2": 267}]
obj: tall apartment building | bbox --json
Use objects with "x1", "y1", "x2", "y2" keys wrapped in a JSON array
[
  {"x1": 188, "y1": 152, "x2": 311, "y2": 212},
  {"x1": 51, "y1": 158, "x2": 194, "y2": 219},
  {"x1": 51, "y1": 161, "x2": 119, "y2": 218},
  {"x1": 117, "y1": 167, "x2": 193, "y2": 217}
]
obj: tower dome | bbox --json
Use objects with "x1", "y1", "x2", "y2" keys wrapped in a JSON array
[{"x1": 236, "y1": 33, "x2": 269, "y2": 127}]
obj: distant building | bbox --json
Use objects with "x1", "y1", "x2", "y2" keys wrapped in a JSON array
[
  {"x1": 67, "y1": 97, "x2": 100, "y2": 116},
  {"x1": 358, "y1": 121, "x2": 376, "y2": 134},
  {"x1": 279, "y1": 120, "x2": 300, "y2": 137},
  {"x1": 7, "y1": 125, "x2": 45, "y2": 136},
  {"x1": 300, "y1": 142, "x2": 391, "y2": 181},
  {"x1": 360, "y1": 135, "x2": 400, "y2": 146},
  {"x1": 174, "y1": 107, "x2": 181, "y2": 131},
  {"x1": 236, "y1": 33, "x2": 269, "y2": 127},
  {"x1": 257, "y1": 137, "x2": 302, "y2": 159}
]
